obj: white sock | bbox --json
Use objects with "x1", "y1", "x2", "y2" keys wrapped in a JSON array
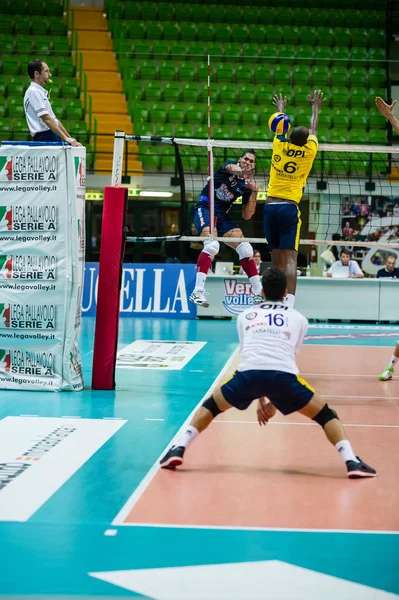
[
  {"x1": 249, "y1": 275, "x2": 263, "y2": 296},
  {"x1": 335, "y1": 440, "x2": 357, "y2": 463},
  {"x1": 174, "y1": 425, "x2": 199, "y2": 449},
  {"x1": 285, "y1": 293, "x2": 295, "y2": 308},
  {"x1": 390, "y1": 354, "x2": 399, "y2": 367},
  {"x1": 195, "y1": 272, "x2": 207, "y2": 291}
]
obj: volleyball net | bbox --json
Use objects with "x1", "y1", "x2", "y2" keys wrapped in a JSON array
[{"x1": 92, "y1": 131, "x2": 399, "y2": 389}]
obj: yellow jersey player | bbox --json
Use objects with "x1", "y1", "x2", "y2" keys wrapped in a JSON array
[{"x1": 264, "y1": 90, "x2": 324, "y2": 308}]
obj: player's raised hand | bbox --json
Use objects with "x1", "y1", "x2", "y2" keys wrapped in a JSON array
[
  {"x1": 308, "y1": 90, "x2": 325, "y2": 107},
  {"x1": 375, "y1": 97, "x2": 397, "y2": 119},
  {"x1": 256, "y1": 397, "x2": 277, "y2": 426},
  {"x1": 272, "y1": 93, "x2": 287, "y2": 112}
]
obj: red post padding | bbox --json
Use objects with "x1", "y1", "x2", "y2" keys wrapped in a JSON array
[{"x1": 92, "y1": 186, "x2": 127, "y2": 389}]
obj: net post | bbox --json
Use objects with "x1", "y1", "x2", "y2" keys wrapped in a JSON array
[{"x1": 111, "y1": 130, "x2": 125, "y2": 187}]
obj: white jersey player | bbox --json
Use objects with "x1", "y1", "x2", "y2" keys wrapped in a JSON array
[{"x1": 161, "y1": 267, "x2": 376, "y2": 479}]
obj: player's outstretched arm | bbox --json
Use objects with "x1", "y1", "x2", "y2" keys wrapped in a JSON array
[
  {"x1": 375, "y1": 97, "x2": 399, "y2": 135},
  {"x1": 272, "y1": 93, "x2": 287, "y2": 113},
  {"x1": 308, "y1": 90, "x2": 325, "y2": 136}
]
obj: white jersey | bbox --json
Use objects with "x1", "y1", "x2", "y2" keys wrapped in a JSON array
[
  {"x1": 23, "y1": 82, "x2": 58, "y2": 137},
  {"x1": 236, "y1": 301, "x2": 309, "y2": 375}
]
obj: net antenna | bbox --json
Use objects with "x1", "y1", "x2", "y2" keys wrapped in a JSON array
[{"x1": 207, "y1": 54, "x2": 215, "y2": 240}]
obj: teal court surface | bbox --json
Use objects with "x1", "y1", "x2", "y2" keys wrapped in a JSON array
[{"x1": 0, "y1": 317, "x2": 399, "y2": 599}]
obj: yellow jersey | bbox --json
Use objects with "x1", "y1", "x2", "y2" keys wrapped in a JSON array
[{"x1": 267, "y1": 134, "x2": 318, "y2": 203}]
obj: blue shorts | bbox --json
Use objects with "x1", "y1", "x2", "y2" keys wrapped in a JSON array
[
  {"x1": 221, "y1": 369, "x2": 314, "y2": 415},
  {"x1": 33, "y1": 130, "x2": 62, "y2": 142},
  {"x1": 263, "y1": 203, "x2": 302, "y2": 251},
  {"x1": 193, "y1": 202, "x2": 240, "y2": 237}
]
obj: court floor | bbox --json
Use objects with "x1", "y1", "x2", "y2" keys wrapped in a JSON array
[{"x1": 0, "y1": 317, "x2": 398, "y2": 599}]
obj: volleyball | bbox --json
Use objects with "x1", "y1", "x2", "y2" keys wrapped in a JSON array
[{"x1": 268, "y1": 112, "x2": 291, "y2": 135}]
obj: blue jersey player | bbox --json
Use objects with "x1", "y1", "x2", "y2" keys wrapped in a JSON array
[{"x1": 190, "y1": 150, "x2": 263, "y2": 308}]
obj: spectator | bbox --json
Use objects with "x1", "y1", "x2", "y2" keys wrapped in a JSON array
[
  {"x1": 327, "y1": 249, "x2": 364, "y2": 278},
  {"x1": 393, "y1": 203, "x2": 399, "y2": 217},
  {"x1": 342, "y1": 221, "x2": 357, "y2": 238},
  {"x1": 376, "y1": 255, "x2": 399, "y2": 279}
]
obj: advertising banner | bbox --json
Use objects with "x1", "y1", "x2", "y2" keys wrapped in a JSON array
[
  {"x1": 82, "y1": 263, "x2": 197, "y2": 319},
  {"x1": 0, "y1": 144, "x2": 85, "y2": 391}
]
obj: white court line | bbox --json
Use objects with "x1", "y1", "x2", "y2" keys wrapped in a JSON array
[
  {"x1": 112, "y1": 347, "x2": 241, "y2": 526},
  {"x1": 213, "y1": 421, "x2": 399, "y2": 429},
  {"x1": 145, "y1": 418, "x2": 165, "y2": 422},
  {"x1": 301, "y1": 373, "x2": 398, "y2": 379},
  {"x1": 323, "y1": 394, "x2": 399, "y2": 400},
  {"x1": 116, "y1": 522, "x2": 399, "y2": 534}
]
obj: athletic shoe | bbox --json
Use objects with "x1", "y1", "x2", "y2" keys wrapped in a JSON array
[
  {"x1": 378, "y1": 365, "x2": 394, "y2": 381},
  {"x1": 160, "y1": 446, "x2": 185, "y2": 469},
  {"x1": 189, "y1": 290, "x2": 209, "y2": 308},
  {"x1": 346, "y1": 457, "x2": 377, "y2": 479},
  {"x1": 253, "y1": 295, "x2": 264, "y2": 305}
]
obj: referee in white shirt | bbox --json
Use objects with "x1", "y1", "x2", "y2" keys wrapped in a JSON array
[{"x1": 24, "y1": 59, "x2": 81, "y2": 146}]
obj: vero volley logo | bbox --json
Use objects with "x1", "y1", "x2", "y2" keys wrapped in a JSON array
[
  {"x1": 0, "y1": 157, "x2": 12, "y2": 181},
  {"x1": 222, "y1": 280, "x2": 258, "y2": 316}
]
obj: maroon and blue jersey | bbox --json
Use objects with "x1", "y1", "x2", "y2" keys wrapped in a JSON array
[{"x1": 196, "y1": 160, "x2": 252, "y2": 214}]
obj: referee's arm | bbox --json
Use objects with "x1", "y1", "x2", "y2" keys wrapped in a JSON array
[{"x1": 41, "y1": 114, "x2": 81, "y2": 146}]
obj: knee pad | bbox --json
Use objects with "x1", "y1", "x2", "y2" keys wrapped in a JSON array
[
  {"x1": 202, "y1": 396, "x2": 222, "y2": 417},
  {"x1": 312, "y1": 404, "x2": 338, "y2": 428},
  {"x1": 236, "y1": 241, "x2": 253, "y2": 260},
  {"x1": 203, "y1": 239, "x2": 220, "y2": 258}
]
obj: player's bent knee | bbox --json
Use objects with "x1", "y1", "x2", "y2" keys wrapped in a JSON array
[
  {"x1": 312, "y1": 404, "x2": 338, "y2": 428},
  {"x1": 236, "y1": 241, "x2": 253, "y2": 260},
  {"x1": 202, "y1": 396, "x2": 222, "y2": 417},
  {"x1": 203, "y1": 239, "x2": 220, "y2": 258}
]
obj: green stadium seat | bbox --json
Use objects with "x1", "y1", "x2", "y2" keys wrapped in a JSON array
[
  {"x1": 259, "y1": 44, "x2": 277, "y2": 62},
  {"x1": 168, "y1": 102, "x2": 186, "y2": 123},
  {"x1": 143, "y1": 81, "x2": 162, "y2": 101},
  {"x1": 361, "y1": 10, "x2": 385, "y2": 28},
  {"x1": 3, "y1": 56, "x2": 20, "y2": 75},
  {"x1": 292, "y1": 65, "x2": 310, "y2": 86},
  {"x1": 299, "y1": 26, "x2": 318, "y2": 46},
  {"x1": 15, "y1": 36, "x2": 33, "y2": 54},
  {"x1": 230, "y1": 24, "x2": 248, "y2": 44},
  {"x1": 327, "y1": 11, "x2": 344, "y2": 27},
  {"x1": 238, "y1": 83, "x2": 256, "y2": 104},
  {"x1": 57, "y1": 61, "x2": 75, "y2": 78},
  {"x1": 252, "y1": 126, "x2": 266, "y2": 142},
  {"x1": 345, "y1": 9, "x2": 361, "y2": 27},
  {"x1": 257, "y1": 83, "x2": 274, "y2": 104},
  {"x1": 174, "y1": 3, "x2": 188, "y2": 21},
  {"x1": 141, "y1": 2, "x2": 158, "y2": 20},
  {"x1": 197, "y1": 23, "x2": 214, "y2": 42},
  {"x1": 163, "y1": 21, "x2": 179, "y2": 41},
  {"x1": 163, "y1": 81, "x2": 180, "y2": 102},
  {"x1": 247, "y1": 24, "x2": 266, "y2": 44},
  {"x1": 27, "y1": 1, "x2": 45, "y2": 15},
  {"x1": 223, "y1": 105, "x2": 240, "y2": 125},
  {"x1": 369, "y1": 109, "x2": 386, "y2": 128},
  {"x1": 294, "y1": 86, "x2": 311, "y2": 106},
  {"x1": 0, "y1": 99, "x2": 6, "y2": 118},
  {"x1": 296, "y1": 45, "x2": 313, "y2": 62},
  {"x1": 7, "y1": 82, "x2": 24, "y2": 96},
  {"x1": 368, "y1": 29, "x2": 385, "y2": 47},
  {"x1": 62, "y1": 84, "x2": 79, "y2": 98},
  {"x1": 266, "y1": 25, "x2": 282, "y2": 45},
  {"x1": 69, "y1": 120, "x2": 88, "y2": 143},
  {"x1": 331, "y1": 158, "x2": 350, "y2": 176},
  {"x1": 368, "y1": 87, "x2": 386, "y2": 103},
  {"x1": 350, "y1": 87, "x2": 367, "y2": 108},
  {"x1": 2, "y1": 34, "x2": 14, "y2": 53},
  {"x1": 11, "y1": 117, "x2": 28, "y2": 140},
  {"x1": 0, "y1": 15, "x2": 13, "y2": 34},
  {"x1": 14, "y1": 15, "x2": 30, "y2": 35},
  {"x1": 235, "y1": 64, "x2": 252, "y2": 84},
  {"x1": 351, "y1": 107, "x2": 368, "y2": 127},
  {"x1": 46, "y1": 0, "x2": 63, "y2": 16},
  {"x1": 318, "y1": 106, "x2": 332, "y2": 127},
  {"x1": 349, "y1": 130, "x2": 368, "y2": 144},
  {"x1": 115, "y1": 39, "x2": 132, "y2": 57},
  {"x1": 214, "y1": 23, "x2": 231, "y2": 43},
  {"x1": 331, "y1": 87, "x2": 349, "y2": 107},
  {"x1": 159, "y1": 60, "x2": 176, "y2": 81},
  {"x1": 208, "y1": 5, "x2": 226, "y2": 23},
  {"x1": 313, "y1": 46, "x2": 330, "y2": 64},
  {"x1": 152, "y1": 41, "x2": 170, "y2": 59},
  {"x1": 334, "y1": 27, "x2": 351, "y2": 46},
  {"x1": 332, "y1": 108, "x2": 350, "y2": 128},
  {"x1": 241, "y1": 105, "x2": 259, "y2": 126},
  {"x1": 368, "y1": 68, "x2": 385, "y2": 87},
  {"x1": 150, "y1": 103, "x2": 167, "y2": 124},
  {"x1": 66, "y1": 105, "x2": 84, "y2": 120},
  {"x1": 35, "y1": 36, "x2": 52, "y2": 54},
  {"x1": 368, "y1": 130, "x2": 386, "y2": 144},
  {"x1": 210, "y1": 103, "x2": 223, "y2": 125},
  {"x1": 330, "y1": 66, "x2": 347, "y2": 86},
  {"x1": 51, "y1": 98, "x2": 64, "y2": 118},
  {"x1": 223, "y1": 42, "x2": 241, "y2": 60},
  {"x1": 331, "y1": 46, "x2": 350, "y2": 64},
  {"x1": 312, "y1": 65, "x2": 329, "y2": 86},
  {"x1": 186, "y1": 103, "x2": 205, "y2": 124},
  {"x1": 176, "y1": 61, "x2": 195, "y2": 82},
  {"x1": 139, "y1": 60, "x2": 157, "y2": 80},
  {"x1": 214, "y1": 125, "x2": 231, "y2": 140},
  {"x1": 350, "y1": 46, "x2": 367, "y2": 67},
  {"x1": 53, "y1": 37, "x2": 70, "y2": 56},
  {"x1": 175, "y1": 124, "x2": 193, "y2": 138},
  {"x1": 131, "y1": 101, "x2": 149, "y2": 123},
  {"x1": 351, "y1": 28, "x2": 368, "y2": 47},
  {"x1": 368, "y1": 47, "x2": 385, "y2": 67},
  {"x1": 273, "y1": 65, "x2": 290, "y2": 85},
  {"x1": 158, "y1": 3, "x2": 175, "y2": 22},
  {"x1": 181, "y1": 82, "x2": 198, "y2": 102},
  {"x1": 274, "y1": 7, "x2": 293, "y2": 25},
  {"x1": 124, "y1": 3, "x2": 140, "y2": 19},
  {"x1": 143, "y1": 21, "x2": 161, "y2": 41},
  {"x1": 155, "y1": 123, "x2": 174, "y2": 137},
  {"x1": 219, "y1": 83, "x2": 237, "y2": 103},
  {"x1": 275, "y1": 85, "x2": 292, "y2": 105},
  {"x1": 169, "y1": 41, "x2": 187, "y2": 59},
  {"x1": 134, "y1": 40, "x2": 152, "y2": 60},
  {"x1": 310, "y1": 11, "x2": 327, "y2": 26},
  {"x1": 259, "y1": 106, "x2": 271, "y2": 125},
  {"x1": 48, "y1": 17, "x2": 67, "y2": 36},
  {"x1": 316, "y1": 27, "x2": 333, "y2": 46},
  {"x1": 140, "y1": 151, "x2": 161, "y2": 171},
  {"x1": 192, "y1": 125, "x2": 208, "y2": 139},
  {"x1": 215, "y1": 62, "x2": 234, "y2": 83},
  {"x1": 242, "y1": 7, "x2": 258, "y2": 25},
  {"x1": 242, "y1": 43, "x2": 259, "y2": 61},
  {"x1": 282, "y1": 26, "x2": 299, "y2": 45},
  {"x1": 316, "y1": 128, "x2": 329, "y2": 142},
  {"x1": 191, "y1": 4, "x2": 207, "y2": 22},
  {"x1": 293, "y1": 8, "x2": 310, "y2": 26},
  {"x1": 349, "y1": 67, "x2": 367, "y2": 86},
  {"x1": 278, "y1": 44, "x2": 296, "y2": 62},
  {"x1": 199, "y1": 83, "x2": 218, "y2": 104}
]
